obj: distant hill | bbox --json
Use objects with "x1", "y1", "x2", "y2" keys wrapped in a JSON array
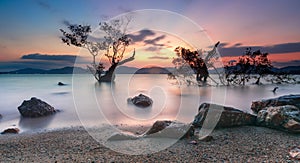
[
  {"x1": 221, "y1": 65, "x2": 300, "y2": 74},
  {"x1": 1, "y1": 65, "x2": 299, "y2": 74},
  {"x1": 0, "y1": 66, "x2": 87, "y2": 74},
  {"x1": 135, "y1": 66, "x2": 172, "y2": 74}
]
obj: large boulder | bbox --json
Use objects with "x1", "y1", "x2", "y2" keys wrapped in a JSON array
[
  {"x1": 127, "y1": 94, "x2": 153, "y2": 108},
  {"x1": 256, "y1": 105, "x2": 300, "y2": 133},
  {"x1": 251, "y1": 94, "x2": 300, "y2": 113},
  {"x1": 18, "y1": 97, "x2": 57, "y2": 118},
  {"x1": 193, "y1": 103, "x2": 256, "y2": 128}
]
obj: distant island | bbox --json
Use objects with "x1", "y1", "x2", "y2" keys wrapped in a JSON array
[{"x1": 0, "y1": 66, "x2": 299, "y2": 74}]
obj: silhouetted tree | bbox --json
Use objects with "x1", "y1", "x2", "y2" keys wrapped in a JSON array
[
  {"x1": 60, "y1": 18, "x2": 135, "y2": 82},
  {"x1": 170, "y1": 42, "x2": 223, "y2": 86},
  {"x1": 225, "y1": 48, "x2": 295, "y2": 85}
]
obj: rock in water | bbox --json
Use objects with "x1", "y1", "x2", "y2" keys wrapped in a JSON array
[
  {"x1": 18, "y1": 97, "x2": 57, "y2": 118},
  {"x1": 1, "y1": 128, "x2": 20, "y2": 134},
  {"x1": 193, "y1": 103, "x2": 256, "y2": 128},
  {"x1": 58, "y1": 82, "x2": 65, "y2": 86},
  {"x1": 251, "y1": 94, "x2": 300, "y2": 113},
  {"x1": 127, "y1": 94, "x2": 153, "y2": 107},
  {"x1": 256, "y1": 105, "x2": 300, "y2": 133}
]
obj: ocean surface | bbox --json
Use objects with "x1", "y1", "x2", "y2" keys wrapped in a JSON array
[{"x1": 0, "y1": 74, "x2": 299, "y2": 133}]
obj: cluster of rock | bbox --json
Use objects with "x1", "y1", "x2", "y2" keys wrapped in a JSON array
[
  {"x1": 127, "y1": 94, "x2": 153, "y2": 107},
  {"x1": 251, "y1": 94, "x2": 300, "y2": 133},
  {"x1": 193, "y1": 94, "x2": 300, "y2": 133}
]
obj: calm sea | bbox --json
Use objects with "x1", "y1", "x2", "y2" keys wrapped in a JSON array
[{"x1": 0, "y1": 74, "x2": 299, "y2": 133}]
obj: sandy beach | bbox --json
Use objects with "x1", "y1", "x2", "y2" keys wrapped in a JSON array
[{"x1": 0, "y1": 125, "x2": 299, "y2": 162}]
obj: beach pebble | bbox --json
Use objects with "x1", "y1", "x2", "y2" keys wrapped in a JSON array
[{"x1": 289, "y1": 146, "x2": 300, "y2": 160}]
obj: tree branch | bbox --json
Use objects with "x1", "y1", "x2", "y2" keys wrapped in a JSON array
[{"x1": 118, "y1": 49, "x2": 135, "y2": 66}]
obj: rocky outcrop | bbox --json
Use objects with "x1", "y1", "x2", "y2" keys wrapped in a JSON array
[
  {"x1": 127, "y1": 94, "x2": 153, "y2": 107},
  {"x1": 144, "y1": 120, "x2": 194, "y2": 139},
  {"x1": 193, "y1": 103, "x2": 256, "y2": 128},
  {"x1": 18, "y1": 97, "x2": 57, "y2": 118},
  {"x1": 256, "y1": 105, "x2": 300, "y2": 133},
  {"x1": 108, "y1": 120, "x2": 194, "y2": 141},
  {"x1": 251, "y1": 94, "x2": 300, "y2": 113},
  {"x1": 1, "y1": 128, "x2": 20, "y2": 134}
]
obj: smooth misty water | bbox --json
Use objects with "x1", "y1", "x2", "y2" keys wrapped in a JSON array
[{"x1": 0, "y1": 74, "x2": 299, "y2": 133}]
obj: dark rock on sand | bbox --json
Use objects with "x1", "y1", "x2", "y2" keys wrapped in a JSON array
[
  {"x1": 256, "y1": 105, "x2": 300, "y2": 133},
  {"x1": 18, "y1": 97, "x2": 57, "y2": 118},
  {"x1": 108, "y1": 120, "x2": 194, "y2": 141},
  {"x1": 251, "y1": 94, "x2": 300, "y2": 113},
  {"x1": 144, "y1": 120, "x2": 194, "y2": 139},
  {"x1": 199, "y1": 135, "x2": 214, "y2": 142},
  {"x1": 193, "y1": 103, "x2": 256, "y2": 128},
  {"x1": 1, "y1": 128, "x2": 20, "y2": 134},
  {"x1": 127, "y1": 94, "x2": 153, "y2": 107},
  {"x1": 58, "y1": 82, "x2": 65, "y2": 86}
]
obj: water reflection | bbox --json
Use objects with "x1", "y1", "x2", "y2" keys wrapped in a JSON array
[{"x1": 18, "y1": 114, "x2": 55, "y2": 131}]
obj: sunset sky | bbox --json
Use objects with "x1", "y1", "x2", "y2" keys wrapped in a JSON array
[{"x1": 0, "y1": 0, "x2": 300, "y2": 71}]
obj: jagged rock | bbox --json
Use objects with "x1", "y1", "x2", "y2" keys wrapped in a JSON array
[
  {"x1": 0, "y1": 114, "x2": 2, "y2": 118},
  {"x1": 193, "y1": 103, "x2": 256, "y2": 128},
  {"x1": 251, "y1": 94, "x2": 300, "y2": 113},
  {"x1": 18, "y1": 97, "x2": 57, "y2": 118},
  {"x1": 108, "y1": 120, "x2": 194, "y2": 141},
  {"x1": 256, "y1": 105, "x2": 300, "y2": 133},
  {"x1": 1, "y1": 128, "x2": 20, "y2": 134},
  {"x1": 144, "y1": 120, "x2": 194, "y2": 139},
  {"x1": 127, "y1": 94, "x2": 153, "y2": 107},
  {"x1": 58, "y1": 82, "x2": 65, "y2": 86}
]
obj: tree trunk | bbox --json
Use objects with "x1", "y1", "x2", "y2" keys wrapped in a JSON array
[
  {"x1": 98, "y1": 64, "x2": 117, "y2": 82},
  {"x1": 255, "y1": 76, "x2": 261, "y2": 85}
]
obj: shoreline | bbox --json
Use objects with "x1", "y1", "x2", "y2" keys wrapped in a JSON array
[{"x1": 0, "y1": 125, "x2": 299, "y2": 162}]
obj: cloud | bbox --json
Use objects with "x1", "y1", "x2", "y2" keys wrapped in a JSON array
[
  {"x1": 144, "y1": 47, "x2": 161, "y2": 52},
  {"x1": 21, "y1": 53, "x2": 78, "y2": 63},
  {"x1": 218, "y1": 42, "x2": 300, "y2": 57},
  {"x1": 144, "y1": 35, "x2": 166, "y2": 46},
  {"x1": 272, "y1": 60, "x2": 300, "y2": 68},
  {"x1": 148, "y1": 56, "x2": 169, "y2": 60},
  {"x1": 128, "y1": 29, "x2": 156, "y2": 42}
]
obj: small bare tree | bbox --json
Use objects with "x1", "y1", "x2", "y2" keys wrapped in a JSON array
[{"x1": 60, "y1": 18, "x2": 135, "y2": 82}]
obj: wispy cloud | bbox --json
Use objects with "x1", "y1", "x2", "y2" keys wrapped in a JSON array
[
  {"x1": 21, "y1": 53, "x2": 78, "y2": 63},
  {"x1": 128, "y1": 29, "x2": 156, "y2": 42},
  {"x1": 148, "y1": 56, "x2": 169, "y2": 60},
  {"x1": 144, "y1": 35, "x2": 166, "y2": 46},
  {"x1": 218, "y1": 42, "x2": 300, "y2": 57}
]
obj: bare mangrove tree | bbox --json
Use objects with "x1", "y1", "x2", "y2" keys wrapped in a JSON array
[{"x1": 60, "y1": 18, "x2": 135, "y2": 82}]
